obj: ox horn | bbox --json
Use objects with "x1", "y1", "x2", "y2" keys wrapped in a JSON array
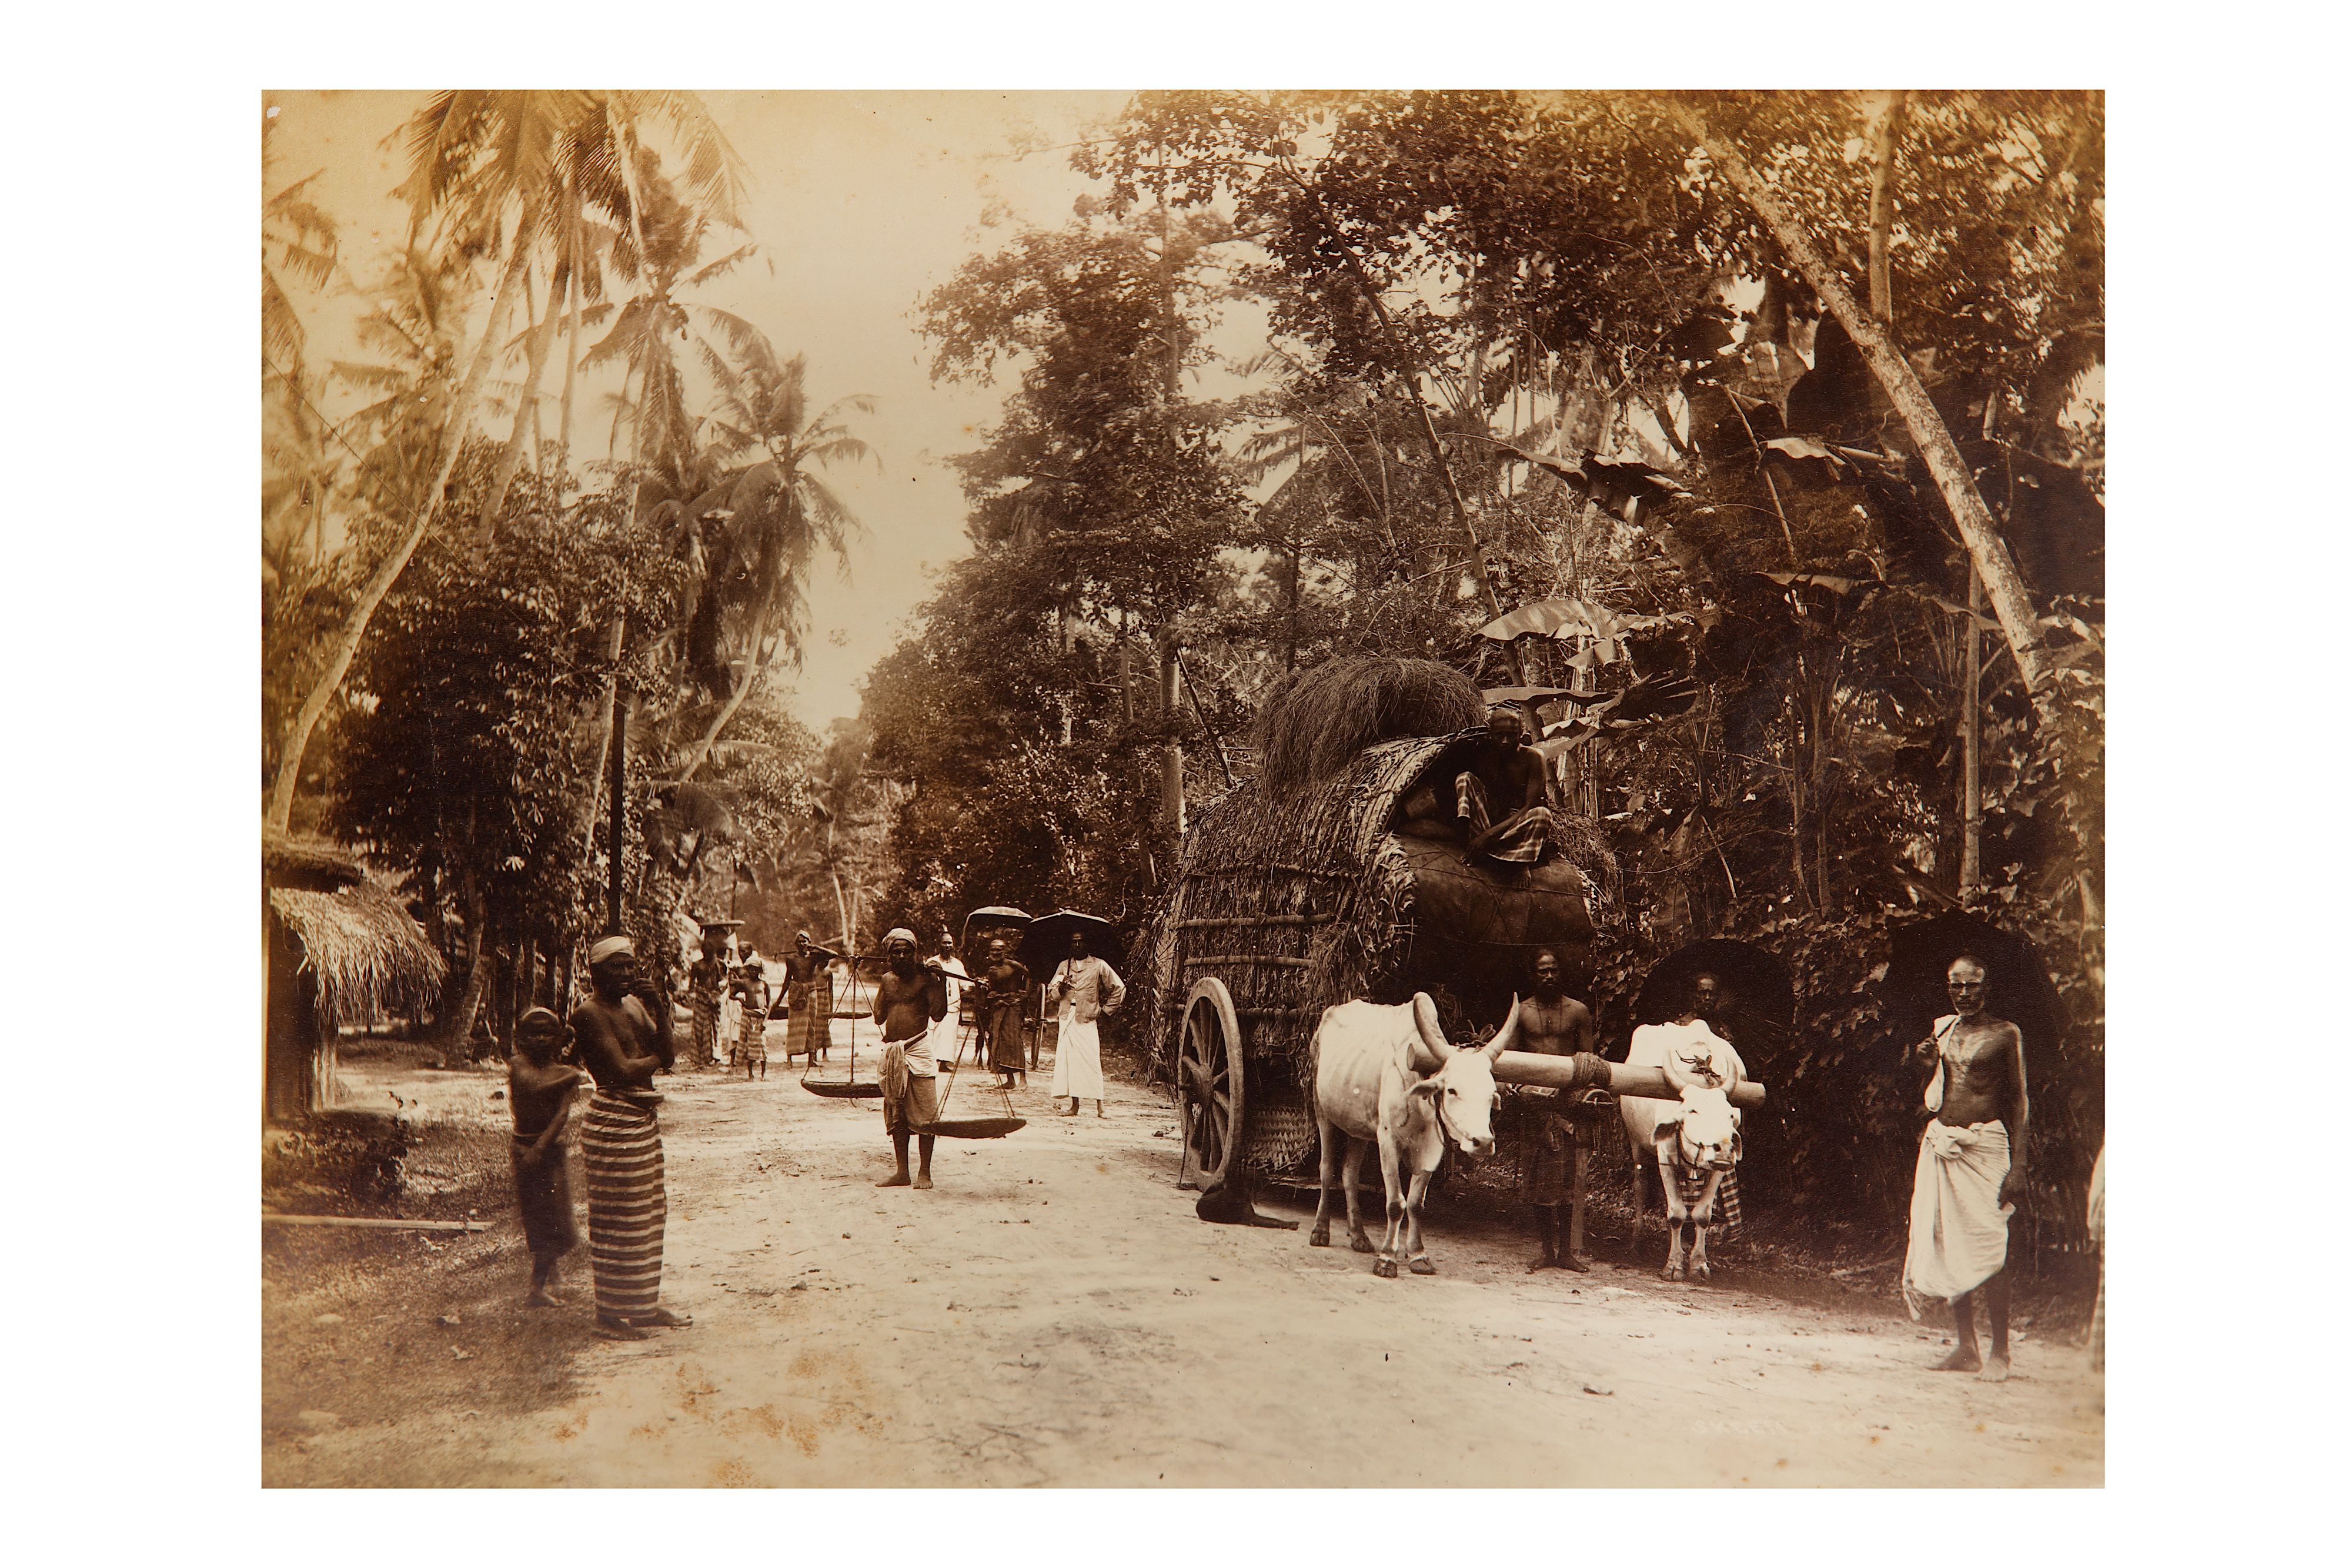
[
  {"x1": 1411, "y1": 992, "x2": 1454, "y2": 1061},
  {"x1": 1482, "y1": 997, "x2": 1518, "y2": 1061}
]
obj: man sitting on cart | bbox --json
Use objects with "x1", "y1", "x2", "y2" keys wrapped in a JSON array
[{"x1": 1455, "y1": 704, "x2": 1558, "y2": 865}]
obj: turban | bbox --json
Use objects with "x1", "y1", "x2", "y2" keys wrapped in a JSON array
[
  {"x1": 884, "y1": 927, "x2": 917, "y2": 947},
  {"x1": 588, "y1": 935, "x2": 634, "y2": 965}
]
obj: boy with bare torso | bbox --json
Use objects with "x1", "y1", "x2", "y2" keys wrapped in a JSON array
[
  {"x1": 509, "y1": 1007, "x2": 591, "y2": 1306},
  {"x1": 1901, "y1": 955, "x2": 2030, "y2": 1382}
]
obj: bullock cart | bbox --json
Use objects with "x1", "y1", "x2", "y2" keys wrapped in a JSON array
[{"x1": 1136, "y1": 728, "x2": 1765, "y2": 1192}]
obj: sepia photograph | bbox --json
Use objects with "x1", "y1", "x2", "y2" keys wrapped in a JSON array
[{"x1": 256, "y1": 86, "x2": 2107, "y2": 1489}]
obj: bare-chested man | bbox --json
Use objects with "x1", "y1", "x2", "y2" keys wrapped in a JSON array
[
  {"x1": 569, "y1": 935, "x2": 690, "y2": 1341},
  {"x1": 1455, "y1": 705, "x2": 1556, "y2": 865},
  {"x1": 873, "y1": 928, "x2": 948, "y2": 1189},
  {"x1": 1900, "y1": 954, "x2": 2030, "y2": 1382},
  {"x1": 1511, "y1": 950, "x2": 1597, "y2": 1272}
]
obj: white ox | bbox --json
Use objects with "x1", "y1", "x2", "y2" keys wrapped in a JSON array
[
  {"x1": 1619, "y1": 1022, "x2": 1746, "y2": 1282},
  {"x1": 1308, "y1": 994, "x2": 1502, "y2": 1278}
]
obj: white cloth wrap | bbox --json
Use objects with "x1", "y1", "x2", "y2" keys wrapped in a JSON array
[
  {"x1": 1901, "y1": 1119, "x2": 2013, "y2": 1319},
  {"x1": 1051, "y1": 1011, "x2": 1105, "y2": 1099}
]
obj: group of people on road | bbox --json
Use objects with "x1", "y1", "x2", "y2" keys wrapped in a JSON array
[
  {"x1": 1502, "y1": 945, "x2": 2033, "y2": 1382},
  {"x1": 503, "y1": 920, "x2": 1129, "y2": 1336},
  {"x1": 509, "y1": 907, "x2": 2042, "y2": 1382}
]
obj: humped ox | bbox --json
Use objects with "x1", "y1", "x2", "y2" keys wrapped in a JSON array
[
  {"x1": 1308, "y1": 995, "x2": 1502, "y2": 1278},
  {"x1": 1619, "y1": 1022, "x2": 1746, "y2": 1281}
]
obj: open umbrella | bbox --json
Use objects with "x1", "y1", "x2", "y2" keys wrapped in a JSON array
[
  {"x1": 1883, "y1": 911, "x2": 2065, "y2": 1062},
  {"x1": 1631, "y1": 939, "x2": 1797, "y2": 1068},
  {"x1": 1020, "y1": 909, "x2": 1121, "y2": 974},
  {"x1": 961, "y1": 905, "x2": 1032, "y2": 954}
]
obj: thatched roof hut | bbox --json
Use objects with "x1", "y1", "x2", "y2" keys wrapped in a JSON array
[{"x1": 263, "y1": 831, "x2": 443, "y2": 1124}]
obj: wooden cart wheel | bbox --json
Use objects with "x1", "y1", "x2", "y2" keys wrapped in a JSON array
[{"x1": 1177, "y1": 977, "x2": 1246, "y2": 1191}]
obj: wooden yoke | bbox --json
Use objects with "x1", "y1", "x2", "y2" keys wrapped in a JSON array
[{"x1": 1401, "y1": 998, "x2": 1768, "y2": 1107}]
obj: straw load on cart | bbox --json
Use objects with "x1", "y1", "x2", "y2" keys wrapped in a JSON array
[{"x1": 1134, "y1": 659, "x2": 1625, "y2": 1188}]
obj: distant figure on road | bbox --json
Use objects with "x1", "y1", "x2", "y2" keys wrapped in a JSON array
[
  {"x1": 1048, "y1": 931, "x2": 1124, "y2": 1119},
  {"x1": 1454, "y1": 705, "x2": 1556, "y2": 865},
  {"x1": 975, "y1": 935, "x2": 1032, "y2": 1090},
  {"x1": 732, "y1": 960, "x2": 771, "y2": 1080},
  {"x1": 1902, "y1": 954, "x2": 2030, "y2": 1383},
  {"x1": 686, "y1": 942, "x2": 727, "y2": 1070},
  {"x1": 570, "y1": 935, "x2": 691, "y2": 1342},
  {"x1": 1511, "y1": 950, "x2": 1596, "y2": 1273},
  {"x1": 781, "y1": 932, "x2": 834, "y2": 1062},
  {"x1": 507, "y1": 1007, "x2": 589, "y2": 1308},
  {"x1": 873, "y1": 928, "x2": 948, "y2": 1189}
]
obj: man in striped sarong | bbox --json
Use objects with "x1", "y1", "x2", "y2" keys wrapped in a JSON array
[
  {"x1": 782, "y1": 932, "x2": 835, "y2": 1061},
  {"x1": 1454, "y1": 706, "x2": 1557, "y2": 866},
  {"x1": 733, "y1": 960, "x2": 770, "y2": 1080},
  {"x1": 570, "y1": 935, "x2": 691, "y2": 1342}
]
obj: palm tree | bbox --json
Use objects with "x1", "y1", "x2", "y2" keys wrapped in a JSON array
[
  {"x1": 663, "y1": 343, "x2": 874, "y2": 783},
  {"x1": 265, "y1": 89, "x2": 743, "y2": 830}
]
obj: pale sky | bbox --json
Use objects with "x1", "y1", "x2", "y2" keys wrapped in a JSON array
[{"x1": 266, "y1": 90, "x2": 1135, "y2": 729}]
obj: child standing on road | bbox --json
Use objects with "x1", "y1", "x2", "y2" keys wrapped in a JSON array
[{"x1": 509, "y1": 1007, "x2": 590, "y2": 1306}]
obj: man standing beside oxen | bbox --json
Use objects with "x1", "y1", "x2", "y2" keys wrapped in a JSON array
[
  {"x1": 1507, "y1": 950, "x2": 1597, "y2": 1273},
  {"x1": 1902, "y1": 954, "x2": 2030, "y2": 1383}
]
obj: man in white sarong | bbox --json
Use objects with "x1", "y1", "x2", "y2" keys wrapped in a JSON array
[
  {"x1": 1901, "y1": 954, "x2": 2030, "y2": 1382},
  {"x1": 1048, "y1": 931, "x2": 1124, "y2": 1118}
]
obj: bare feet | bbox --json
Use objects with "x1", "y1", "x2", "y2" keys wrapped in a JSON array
[
  {"x1": 877, "y1": 1171, "x2": 913, "y2": 1187},
  {"x1": 1931, "y1": 1342, "x2": 1982, "y2": 1372},
  {"x1": 594, "y1": 1317, "x2": 652, "y2": 1342},
  {"x1": 1096, "y1": 1105, "x2": 1105, "y2": 1118},
  {"x1": 1559, "y1": 1254, "x2": 1590, "y2": 1273},
  {"x1": 912, "y1": 1172, "x2": 933, "y2": 1190},
  {"x1": 631, "y1": 1305, "x2": 693, "y2": 1328},
  {"x1": 1980, "y1": 1352, "x2": 2011, "y2": 1383},
  {"x1": 526, "y1": 1289, "x2": 564, "y2": 1308},
  {"x1": 1061, "y1": 1105, "x2": 1078, "y2": 1117}
]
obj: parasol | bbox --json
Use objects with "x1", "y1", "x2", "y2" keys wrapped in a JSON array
[
  {"x1": 1882, "y1": 911, "x2": 2066, "y2": 1064},
  {"x1": 1630, "y1": 939, "x2": 1796, "y2": 1067},
  {"x1": 1020, "y1": 909, "x2": 1121, "y2": 974},
  {"x1": 961, "y1": 905, "x2": 1032, "y2": 954}
]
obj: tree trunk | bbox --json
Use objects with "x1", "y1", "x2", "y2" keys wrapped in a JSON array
[
  {"x1": 1157, "y1": 627, "x2": 1185, "y2": 834},
  {"x1": 1674, "y1": 105, "x2": 2098, "y2": 877},
  {"x1": 482, "y1": 262, "x2": 566, "y2": 539},
  {"x1": 672, "y1": 586, "x2": 783, "y2": 785},
  {"x1": 1866, "y1": 91, "x2": 1910, "y2": 324},
  {"x1": 1959, "y1": 566, "x2": 1983, "y2": 900},
  {"x1": 264, "y1": 227, "x2": 533, "y2": 830},
  {"x1": 440, "y1": 881, "x2": 492, "y2": 1052},
  {"x1": 557, "y1": 203, "x2": 584, "y2": 462},
  {"x1": 606, "y1": 687, "x2": 630, "y2": 935}
]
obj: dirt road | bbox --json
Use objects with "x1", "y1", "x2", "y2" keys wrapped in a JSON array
[{"x1": 268, "y1": 1040, "x2": 2102, "y2": 1487}]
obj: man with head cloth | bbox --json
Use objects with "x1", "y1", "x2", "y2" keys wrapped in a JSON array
[
  {"x1": 873, "y1": 928, "x2": 949, "y2": 1189},
  {"x1": 567, "y1": 935, "x2": 690, "y2": 1340},
  {"x1": 781, "y1": 931, "x2": 836, "y2": 1062}
]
